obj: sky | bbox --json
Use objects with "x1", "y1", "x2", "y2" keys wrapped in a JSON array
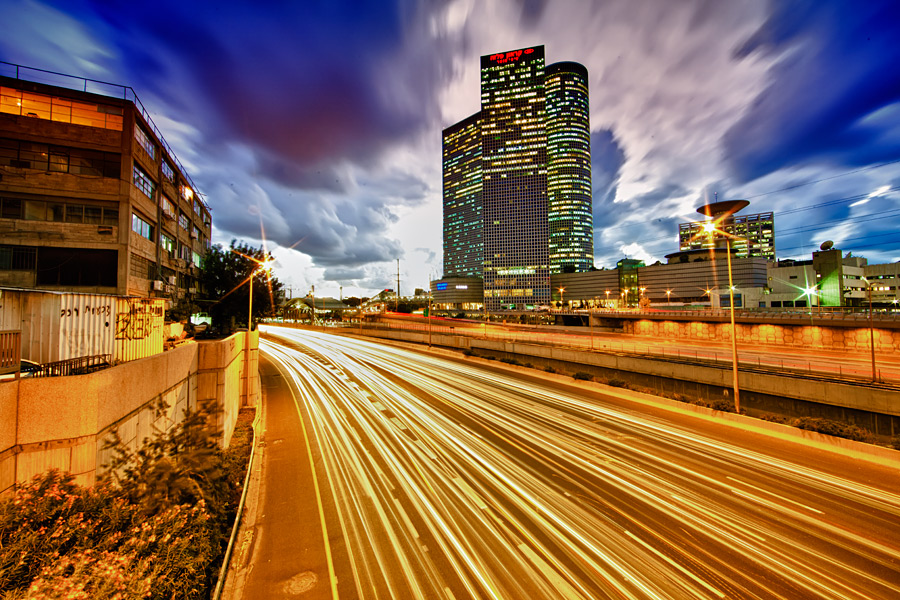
[{"x1": 2, "y1": 0, "x2": 899, "y2": 300}]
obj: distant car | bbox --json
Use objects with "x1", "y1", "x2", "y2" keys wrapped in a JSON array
[{"x1": 0, "y1": 359, "x2": 41, "y2": 381}]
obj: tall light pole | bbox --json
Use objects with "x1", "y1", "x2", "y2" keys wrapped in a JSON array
[
  {"x1": 665, "y1": 289, "x2": 672, "y2": 306},
  {"x1": 703, "y1": 221, "x2": 741, "y2": 413},
  {"x1": 428, "y1": 290, "x2": 433, "y2": 348},
  {"x1": 559, "y1": 287, "x2": 566, "y2": 309},
  {"x1": 605, "y1": 290, "x2": 610, "y2": 308},
  {"x1": 862, "y1": 277, "x2": 877, "y2": 381}
]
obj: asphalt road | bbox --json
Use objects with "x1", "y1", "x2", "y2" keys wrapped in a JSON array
[{"x1": 258, "y1": 325, "x2": 900, "y2": 600}]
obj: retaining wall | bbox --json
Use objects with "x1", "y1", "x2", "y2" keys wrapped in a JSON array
[{"x1": 0, "y1": 330, "x2": 259, "y2": 494}]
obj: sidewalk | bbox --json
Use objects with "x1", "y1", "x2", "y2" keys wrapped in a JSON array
[{"x1": 221, "y1": 355, "x2": 336, "y2": 600}]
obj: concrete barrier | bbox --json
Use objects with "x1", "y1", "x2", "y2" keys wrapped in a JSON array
[{"x1": 0, "y1": 331, "x2": 258, "y2": 494}]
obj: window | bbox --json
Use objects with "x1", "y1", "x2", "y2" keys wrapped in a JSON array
[
  {"x1": 0, "y1": 197, "x2": 22, "y2": 219},
  {"x1": 192, "y1": 225, "x2": 200, "y2": 239},
  {"x1": 0, "y1": 245, "x2": 37, "y2": 270},
  {"x1": 132, "y1": 213, "x2": 153, "y2": 240},
  {"x1": 134, "y1": 124, "x2": 156, "y2": 159},
  {"x1": 0, "y1": 86, "x2": 123, "y2": 130},
  {"x1": 178, "y1": 212, "x2": 190, "y2": 231},
  {"x1": 162, "y1": 160, "x2": 174, "y2": 181},
  {"x1": 179, "y1": 243, "x2": 191, "y2": 261},
  {"x1": 133, "y1": 164, "x2": 155, "y2": 198},
  {"x1": 160, "y1": 195, "x2": 176, "y2": 218},
  {"x1": 192, "y1": 250, "x2": 202, "y2": 268},
  {"x1": 160, "y1": 233, "x2": 175, "y2": 257}
]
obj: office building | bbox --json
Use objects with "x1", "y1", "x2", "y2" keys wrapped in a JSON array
[
  {"x1": 442, "y1": 112, "x2": 482, "y2": 277},
  {"x1": 679, "y1": 200, "x2": 775, "y2": 260},
  {"x1": 546, "y1": 61, "x2": 592, "y2": 273},
  {"x1": 0, "y1": 66, "x2": 211, "y2": 311},
  {"x1": 440, "y1": 46, "x2": 593, "y2": 311}
]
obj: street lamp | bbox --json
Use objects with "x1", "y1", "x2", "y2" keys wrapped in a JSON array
[
  {"x1": 701, "y1": 220, "x2": 742, "y2": 413},
  {"x1": 861, "y1": 277, "x2": 877, "y2": 381},
  {"x1": 605, "y1": 290, "x2": 610, "y2": 308},
  {"x1": 559, "y1": 287, "x2": 566, "y2": 309},
  {"x1": 665, "y1": 289, "x2": 672, "y2": 306}
]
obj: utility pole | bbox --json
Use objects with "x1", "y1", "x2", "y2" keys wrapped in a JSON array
[
  {"x1": 396, "y1": 259, "x2": 400, "y2": 312},
  {"x1": 311, "y1": 284, "x2": 316, "y2": 325}
]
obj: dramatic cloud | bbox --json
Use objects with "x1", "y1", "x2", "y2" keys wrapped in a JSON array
[
  {"x1": 724, "y1": 0, "x2": 900, "y2": 181},
  {"x1": 3, "y1": 0, "x2": 898, "y2": 297}
]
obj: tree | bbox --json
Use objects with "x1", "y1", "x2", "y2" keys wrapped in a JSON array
[{"x1": 200, "y1": 241, "x2": 284, "y2": 333}]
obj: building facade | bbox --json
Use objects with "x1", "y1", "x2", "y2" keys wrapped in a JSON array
[
  {"x1": 480, "y1": 46, "x2": 550, "y2": 310},
  {"x1": 679, "y1": 210, "x2": 775, "y2": 259},
  {"x1": 0, "y1": 68, "x2": 211, "y2": 313},
  {"x1": 442, "y1": 112, "x2": 482, "y2": 278},
  {"x1": 442, "y1": 46, "x2": 593, "y2": 311},
  {"x1": 546, "y1": 61, "x2": 592, "y2": 273}
]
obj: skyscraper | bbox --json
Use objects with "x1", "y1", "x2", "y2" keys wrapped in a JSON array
[
  {"x1": 546, "y1": 62, "x2": 592, "y2": 273},
  {"x1": 442, "y1": 112, "x2": 482, "y2": 278},
  {"x1": 441, "y1": 46, "x2": 592, "y2": 310},
  {"x1": 481, "y1": 46, "x2": 549, "y2": 310}
]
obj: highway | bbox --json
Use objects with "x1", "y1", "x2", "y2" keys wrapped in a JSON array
[
  {"x1": 259, "y1": 325, "x2": 900, "y2": 600},
  {"x1": 364, "y1": 318, "x2": 900, "y2": 382}
]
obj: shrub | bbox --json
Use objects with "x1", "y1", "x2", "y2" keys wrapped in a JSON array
[
  {"x1": 573, "y1": 372, "x2": 593, "y2": 381},
  {"x1": 791, "y1": 417, "x2": 876, "y2": 443},
  {"x1": 544, "y1": 365, "x2": 559, "y2": 374},
  {"x1": 607, "y1": 378, "x2": 626, "y2": 388},
  {"x1": 499, "y1": 357, "x2": 521, "y2": 366},
  {"x1": 892, "y1": 435, "x2": 900, "y2": 451},
  {"x1": 462, "y1": 348, "x2": 476, "y2": 357}
]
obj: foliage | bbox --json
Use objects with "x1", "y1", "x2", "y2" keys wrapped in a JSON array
[
  {"x1": 791, "y1": 417, "x2": 876, "y2": 443},
  {"x1": 573, "y1": 371, "x2": 593, "y2": 381},
  {"x1": 0, "y1": 405, "x2": 256, "y2": 600},
  {"x1": 544, "y1": 365, "x2": 559, "y2": 374},
  {"x1": 891, "y1": 435, "x2": 900, "y2": 451},
  {"x1": 499, "y1": 357, "x2": 521, "y2": 366},
  {"x1": 606, "y1": 378, "x2": 627, "y2": 388},
  {"x1": 200, "y1": 240, "x2": 284, "y2": 333}
]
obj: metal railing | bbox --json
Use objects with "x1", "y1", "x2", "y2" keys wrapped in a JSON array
[
  {"x1": 32, "y1": 354, "x2": 112, "y2": 378},
  {"x1": 0, "y1": 60, "x2": 208, "y2": 211},
  {"x1": 0, "y1": 330, "x2": 22, "y2": 376}
]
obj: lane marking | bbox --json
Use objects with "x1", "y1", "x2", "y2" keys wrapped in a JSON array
[
  {"x1": 453, "y1": 477, "x2": 487, "y2": 510},
  {"x1": 270, "y1": 355, "x2": 341, "y2": 600},
  {"x1": 726, "y1": 477, "x2": 823, "y2": 514},
  {"x1": 624, "y1": 530, "x2": 725, "y2": 598},
  {"x1": 517, "y1": 543, "x2": 586, "y2": 600}
]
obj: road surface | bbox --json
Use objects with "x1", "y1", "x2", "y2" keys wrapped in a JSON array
[{"x1": 260, "y1": 325, "x2": 900, "y2": 600}]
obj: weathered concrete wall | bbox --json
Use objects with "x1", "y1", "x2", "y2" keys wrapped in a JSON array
[
  {"x1": 623, "y1": 319, "x2": 900, "y2": 353},
  {"x1": 0, "y1": 331, "x2": 258, "y2": 494}
]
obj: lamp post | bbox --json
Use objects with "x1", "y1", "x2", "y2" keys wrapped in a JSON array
[
  {"x1": 665, "y1": 289, "x2": 672, "y2": 307},
  {"x1": 701, "y1": 221, "x2": 741, "y2": 413},
  {"x1": 428, "y1": 289, "x2": 433, "y2": 348},
  {"x1": 605, "y1": 290, "x2": 610, "y2": 308},
  {"x1": 559, "y1": 287, "x2": 566, "y2": 309},
  {"x1": 589, "y1": 298, "x2": 595, "y2": 350},
  {"x1": 862, "y1": 277, "x2": 877, "y2": 381}
]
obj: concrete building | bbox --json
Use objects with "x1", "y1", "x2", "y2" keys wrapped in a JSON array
[
  {"x1": 0, "y1": 65, "x2": 211, "y2": 315},
  {"x1": 679, "y1": 199, "x2": 775, "y2": 260}
]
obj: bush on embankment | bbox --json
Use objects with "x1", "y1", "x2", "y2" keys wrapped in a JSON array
[{"x1": 0, "y1": 404, "x2": 254, "y2": 600}]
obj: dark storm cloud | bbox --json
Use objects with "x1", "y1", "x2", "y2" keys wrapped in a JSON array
[
  {"x1": 590, "y1": 129, "x2": 626, "y2": 211},
  {"x1": 33, "y1": 0, "x2": 459, "y2": 272},
  {"x1": 724, "y1": 0, "x2": 900, "y2": 182},
  {"x1": 515, "y1": 0, "x2": 549, "y2": 27}
]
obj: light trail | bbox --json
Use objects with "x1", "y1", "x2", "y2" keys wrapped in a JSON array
[{"x1": 260, "y1": 325, "x2": 900, "y2": 600}]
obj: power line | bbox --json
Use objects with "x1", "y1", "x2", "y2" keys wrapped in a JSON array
[{"x1": 744, "y1": 159, "x2": 900, "y2": 199}]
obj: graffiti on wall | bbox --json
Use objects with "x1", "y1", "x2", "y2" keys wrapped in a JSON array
[{"x1": 116, "y1": 300, "x2": 164, "y2": 341}]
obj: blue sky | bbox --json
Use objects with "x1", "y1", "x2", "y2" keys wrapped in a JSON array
[{"x1": 2, "y1": 0, "x2": 898, "y2": 298}]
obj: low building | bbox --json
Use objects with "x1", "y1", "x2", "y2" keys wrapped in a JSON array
[{"x1": 0, "y1": 64, "x2": 211, "y2": 316}]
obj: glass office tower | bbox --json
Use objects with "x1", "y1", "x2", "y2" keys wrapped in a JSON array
[
  {"x1": 546, "y1": 61, "x2": 592, "y2": 273},
  {"x1": 480, "y1": 46, "x2": 549, "y2": 310},
  {"x1": 442, "y1": 112, "x2": 483, "y2": 277}
]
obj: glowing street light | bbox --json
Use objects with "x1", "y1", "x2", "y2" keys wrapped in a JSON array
[
  {"x1": 861, "y1": 277, "x2": 877, "y2": 381},
  {"x1": 605, "y1": 290, "x2": 610, "y2": 307},
  {"x1": 559, "y1": 286, "x2": 566, "y2": 308},
  {"x1": 700, "y1": 220, "x2": 742, "y2": 413},
  {"x1": 665, "y1": 289, "x2": 672, "y2": 306}
]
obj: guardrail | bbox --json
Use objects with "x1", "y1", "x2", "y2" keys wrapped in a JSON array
[
  {"x1": 0, "y1": 330, "x2": 22, "y2": 376},
  {"x1": 31, "y1": 354, "x2": 112, "y2": 378}
]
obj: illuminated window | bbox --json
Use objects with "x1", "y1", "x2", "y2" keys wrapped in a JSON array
[
  {"x1": 134, "y1": 124, "x2": 156, "y2": 159},
  {"x1": 133, "y1": 164, "x2": 155, "y2": 197},
  {"x1": 132, "y1": 213, "x2": 153, "y2": 240}
]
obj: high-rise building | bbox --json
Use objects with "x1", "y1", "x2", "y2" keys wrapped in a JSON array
[
  {"x1": 546, "y1": 62, "x2": 592, "y2": 273},
  {"x1": 481, "y1": 46, "x2": 550, "y2": 310},
  {"x1": 442, "y1": 112, "x2": 482, "y2": 278},
  {"x1": 0, "y1": 67, "x2": 211, "y2": 305},
  {"x1": 440, "y1": 46, "x2": 592, "y2": 311}
]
